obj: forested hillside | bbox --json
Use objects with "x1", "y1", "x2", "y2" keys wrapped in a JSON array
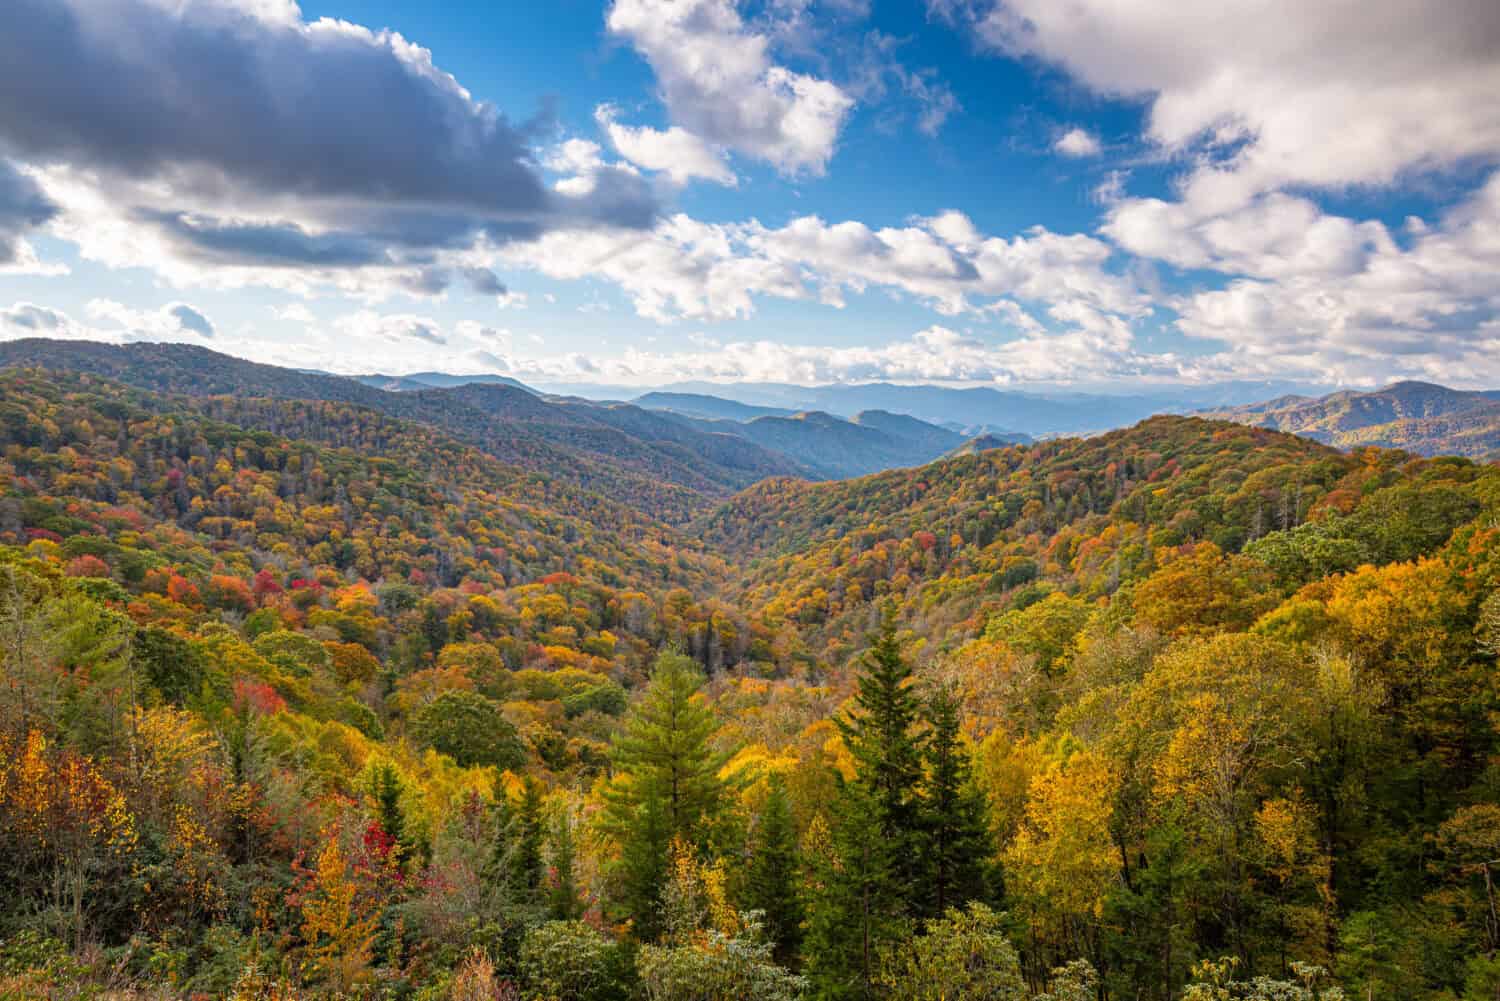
[
  {"x1": 1, "y1": 354, "x2": 1498, "y2": 1001},
  {"x1": 1201, "y1": 381, "x2": 1500, "y2": 460}
]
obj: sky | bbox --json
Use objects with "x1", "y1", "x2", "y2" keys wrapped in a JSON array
[{"x1": 1, "y1": 0, "x2": 1499, "y2": 390}]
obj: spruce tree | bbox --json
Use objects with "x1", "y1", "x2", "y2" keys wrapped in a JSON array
[
  {"x1": 806, "y1": 609, "x2": 927, "y2": 999},
  {"x1": 508, "y1": 777, "x2": 546, "y2": 903},
  {"x1": 370, "y1": 761, "x2": 406, "y2": 862},
  {"x1": 921, "y1": 687, "x2": 991, "y2": 917},
  {"x1": 547, "y1": 805, "x2": 585, "y2": 922},
  {"x1": 484, "y1": 788, "x2": 518, "y2": 907},
  {"x1": 804, "y1": 784, "x2": 900, "y2": 1001},
  {"x1": 835, "y1": 608, "x2": 926, "y2": 885},
  {"x1": 600, "y1": 650, "x2": 729, "y2": 939},
  {"x1": 744, "y1": 775, "x2": 804, "y2": 964}
]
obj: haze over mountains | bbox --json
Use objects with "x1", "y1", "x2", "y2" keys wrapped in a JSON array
[
  {"x1": 543, "y1": 378, "x2": 1337, "y2": 436},
  {"x1": 1200, "y1": 381, "x2": 1500, "y2": 460},
  {"x1": 0, "y1": 339, "x2": 1020, "y2": 497},
  {"x1": 6, "y1": 342, "x2": 1496, "y2": 485}
]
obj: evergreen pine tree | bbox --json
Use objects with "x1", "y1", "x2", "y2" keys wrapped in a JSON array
[
  {"x1": 508, "y1": 777, "x2": 547, "y2": 904},
  {"x1": 805, "y1": 609, "x2": 927, "y2": 999},
  {"x1": 600, "y1": 650, "x2": 729, "y2": 939},
  {"x1": 484, "y1": 787, "x2": 518, "y2": 908},
  {"x1": 547, "y1": 804, "x2": 585, "y2": 922},
  {"x1": 921, "y1": 686, "x2": 991, "y2": 917},
  {"x1": 803, "y1": 785, "x2": 901, "y2": 1001},
  {"x1": 744, "y1": 775, "x2": 804, "y2": 965},
  {"x1": 371, "y1": 761, "x2": 406, "y2": 857},
  {"x1": 835, "y1": 608, "x2": 926, "y2": 890}
]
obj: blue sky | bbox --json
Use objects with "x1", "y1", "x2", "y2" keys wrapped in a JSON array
[{"x1": 2, "y1": 0, "x2": 1498, "y2": 389}]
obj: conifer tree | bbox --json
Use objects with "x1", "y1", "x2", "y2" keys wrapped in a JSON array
[
  {"x1": 508, "y1": 777, "x2": 547, "y2": 904},
  {"x1": 744, "y1": 775, "x2": 803, "y2": 964},
  {"x1": 803, "y1": 784, "x2": 899, "y2": 1001},
  {"x1": 921, "y1": 687, "x2": 991, "y2": 917},
  {"x1": 547, "y1": 804, "x2": 585, "y2": 922},
  {"x1": 600, "y1": 650, "x2": 729, "y2": 939},
  {"x1": 806, "y1": 609, "x2": 927, "y2": 999},
  {"x1": 836, "y1": 610, "x2": 926, "y2": 853},
  {"x1": 370, "y1": 761, "x2": 406, "y2": 864}
]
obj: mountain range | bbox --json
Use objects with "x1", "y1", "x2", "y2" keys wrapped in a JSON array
[
  {"x1": 1197, "y1": 380, "x2": 1500, "y2": 459},
  {"x1": 0, "y1": 340, "x2": 1027, "y2": 508},
  {"x1": 3, "y1": 339, "x2": 1498, "y2": 1001}
]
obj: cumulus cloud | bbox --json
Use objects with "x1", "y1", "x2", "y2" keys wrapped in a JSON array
[
  {"x1": 500, "y1": 209, "x2": 1145, "y2": 324},
  {"x1": 167, "y1": 303, "x2": 215, "y2": 338},
  {"x1": 0, "y1": 0, "x2": 656, "y2": 295},
  {"x1": 927, "y1": 0, "x2": 1500, "y2": 383},
  {"x1": 1, "y1": 302, "x2": 67, "y2": 332},
  {"x1": 606, "y1": 0, "x2": 855, "y2": 175},
  {"x1": 86, "y1": 299, "x2": 217, "y2": 341},
  {"x1": 335, "y1": 310, "x2": 447, "y2": 345},
  {"x1": 0, "y1": 160, "x2": 58, "y2": 264},
  {"x1": 1104, "y1": 190, "x2": 1398, "y2": 280},
  {"x1": 462, "y1": 267, "x2": 508, "y2": 296},
  {"x1": 1171, "y1": 172, "x2": 1500, "y2": 384},
  {"x1": 1054, "y1": 128, "x2": 1101, "y2": 157},
  {"x1": 466, "y1": 321, "x2": 1170, "y2": 386},
  {"x1": 595, "y1": 105, "x2": 737, "y2": 186},
  {"x1": 946, "y1": 0, "x2": 1500, "y2": 200}
]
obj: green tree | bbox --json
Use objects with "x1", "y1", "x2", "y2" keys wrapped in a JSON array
[
  {"x1": 508, "y1": 777, "x2": 546, "y2": 904},
  {"x1": 547, "y1": 804, "x2": 585, "y2": 922},
  {"x1": 805, "y1": 611, "x2": 928, "y2": 999},
  {"x1": 519, "y1": 920, "x2": 634, "y2": 1001},
  {"x1": 599, "y1": 650, "x2": 729, "y2": 939},
  {"x1": 921, "y1": 687, "x2": 991, "y2": 917},
  {"x1": 836, "y1": 610, "x2": 925, "y2": 871},
  {"x1": 638, "y1": 916, "x2": 806, "y2": 1001},
  {"x1": 876, "y1": 903, "x2": 1027, "y2": 1001},
  {"x1": 744, "y1": 776, "x2": 803, "y2": 965},
  {"x1": 410, "y1": 690, "x2": 525, "y2": 770},
  {"x1": 369, "y1": 760, "x2": 406, "y2": 863}
]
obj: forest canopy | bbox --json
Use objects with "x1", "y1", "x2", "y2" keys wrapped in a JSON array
[{"x1": 0, "y1": 363, "x2": 1498, "y2": 1000}]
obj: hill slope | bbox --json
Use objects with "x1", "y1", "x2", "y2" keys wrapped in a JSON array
[
  {"x1": 0, "y1": 339, "x2": 806, "y2": 520},
  {"x1": 2, "y1": 353, "x2": 1499, "y2": 1001},
  {"x1": 1200, "y1": 380, "x2": 1500, "y2": 458}
]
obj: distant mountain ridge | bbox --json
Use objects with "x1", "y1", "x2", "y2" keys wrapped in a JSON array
[
  {"x1": 355, "y1": 371, "x2": 536, "y2": 393},
  {"x1": 0, "y1": 339, "x2": 804, "y2": 520},
  {"x1": 634, "y1": 392, "x2": 1031, "y2": 477},
  {"x1": 1198, "y1": 380, "x2": 1500, "y2": 459},
  {"x1": 0, "y1": 340, "x2": 1030, "y2": 517},
  {"x1": 633, "y1": 391, "x2": 795, "y2": 422},
  {"x1": 542, "y1": 377, "x2": 1333, "y2": 434}
]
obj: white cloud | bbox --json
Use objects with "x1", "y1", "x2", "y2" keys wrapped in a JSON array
[
  {"x1": 595, "y1": 106, "x2": 737, "y2": 186},
  {"x1": 334, "y1": 310, "x2": 446, "y2": 346},
  {"x1": 501, "y1": 209, "x2": 1145, "y2": 324},
  {"x1": 272, "y1": 303, "x2": 316, "y2": 325},
  {"x1": 545, "y1": 321, "x2": 1169, "y2": 385},
  {"x1": 606, "y1": 0, "x2": 855, "y2": 175},
  {"x1": 1, "y1": 302, "x2": 73, "y2": 333},
  {"x1": 1104, "y1": 190, "x2": 1397, "y2": 280},
  {"x1": 1054, "y1": 127, "x2": 1101, "y2": 157},
  {"x1": 1170, "y1": 171, "x2": 1500, "y2": 385},
  {"x1": 1, "y1": 0, "x2": 657, "y2": 301},
  {"x1": 85, "y1": 298, "x2": 215, "y2": 340},
  {"x1": 949, "y1": 0, "x2": 1500, "y2": 200}
]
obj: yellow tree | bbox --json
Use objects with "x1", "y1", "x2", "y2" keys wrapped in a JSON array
[
  {"x1": 1004, "y1": 748, "x2": 1120, "y2": 966},
  {"x1": 300, "y1": 833, "x2": 378, "y2": 993}
]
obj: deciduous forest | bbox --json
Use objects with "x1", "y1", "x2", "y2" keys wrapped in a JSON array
[{"x1": 2, "y1": 354, "x2": 1498, "y2": 1000}]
